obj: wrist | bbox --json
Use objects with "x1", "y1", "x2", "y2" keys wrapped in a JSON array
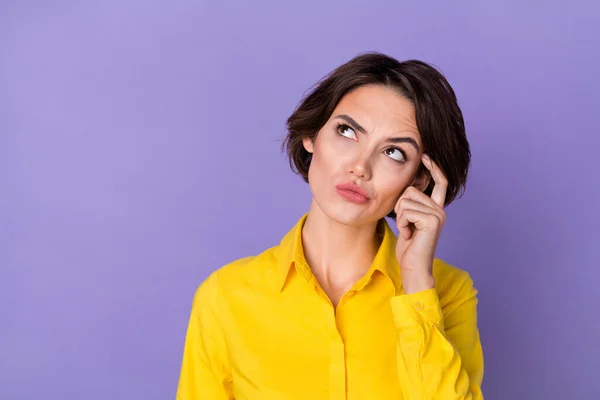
[{"x1": 401, "y1": 270, "x2": 435, "y2": 294}]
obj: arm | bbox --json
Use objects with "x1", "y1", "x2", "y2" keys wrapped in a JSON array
[
  {"x1": 391, "y1": 271, "x2": 484, "y2": 399},
  {"x1": 176, "y1": 271, "x2": 233, "y2": 400}
]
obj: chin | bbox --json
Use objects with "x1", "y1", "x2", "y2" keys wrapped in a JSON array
[{"x1": 316, "y1": 195, "x2": 383, "y2": 227}]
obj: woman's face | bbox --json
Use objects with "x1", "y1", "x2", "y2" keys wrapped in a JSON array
[{"x1": 303, "y1": 84, "x2": 428, "y2": 226}]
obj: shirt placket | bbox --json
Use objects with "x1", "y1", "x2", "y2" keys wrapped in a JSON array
[{"x1": 328, "y1": 323, "x2": 346, "y2": 400}]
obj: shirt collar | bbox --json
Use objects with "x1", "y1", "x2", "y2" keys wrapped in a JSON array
[{"x1": 274, "y1": 213, "x2": 403, "y2": 294}]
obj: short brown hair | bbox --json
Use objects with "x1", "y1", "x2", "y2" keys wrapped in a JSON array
[{"x1": 282, "y1": 51, "x2": 471, "y2": 218}]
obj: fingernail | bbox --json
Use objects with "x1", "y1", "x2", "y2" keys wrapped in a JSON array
[{"x1": 423, "y1": 154, "x2": 430, "y2": 163}]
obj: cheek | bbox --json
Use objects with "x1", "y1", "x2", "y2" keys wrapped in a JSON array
[
  {"x1": 311, "y1": 135, "x2": 350, "y2": 175},
  {"x1": 381, "y1": 186, "x2": 404, "y2": 208},
  {"x1": 374, "y1": 172, "x2": 410, "y2": 206},
  {"x1": 307, "y1": 144, "x2": 334, "y2": 186}
]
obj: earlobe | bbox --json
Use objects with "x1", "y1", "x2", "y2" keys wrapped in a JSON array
[
  {"x1": 419, "y1": 175, "x2": 432, "y2": 192},
  {"x1": 302, "y1": 137, "x2": 314, "y2": 154},
  {"x1": 412, "y1": 168, "x2": 431, "y2": 192}
]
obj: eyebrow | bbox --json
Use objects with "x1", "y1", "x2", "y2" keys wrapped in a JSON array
[{"x1": 333, "y1": 114, "x2": 421, "y2": 152}]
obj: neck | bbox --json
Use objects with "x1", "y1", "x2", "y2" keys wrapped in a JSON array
[{"x1": 301, "y1": 199, "x2": 382, "y2": 289}]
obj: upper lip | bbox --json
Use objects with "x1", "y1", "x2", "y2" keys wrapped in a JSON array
[{"x1": 335, "y1": 182, "x2": 370, "y2": 199}]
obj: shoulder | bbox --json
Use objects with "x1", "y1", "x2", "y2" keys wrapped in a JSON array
[
  {"x1": 193, "y1": 245, "x2": 280, "y2": 301},
  {"x1": 432, "y1": 258, "x2": 478, "y2": 311}
]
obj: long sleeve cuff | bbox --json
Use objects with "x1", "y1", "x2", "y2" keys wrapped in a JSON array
[{"x1": 390, "y1": 287, "x2": 444, "y2": 331}]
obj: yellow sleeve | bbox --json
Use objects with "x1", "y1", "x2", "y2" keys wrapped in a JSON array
[
  {"x1": 176, "y1": 271, "x2": 233, "y2": 400},
  {"x1": 390, "y1": 272, "x2": 484, "y2": 399}
]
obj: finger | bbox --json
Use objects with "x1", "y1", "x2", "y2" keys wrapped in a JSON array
[
  {"x1": 421, "y1": 154, "x2": 448, "y2": 207},
  {"x1": 398, "y1": 186, "x2": 444, "y2": 213},
  {"x1": 395, "y1": 207, "x2": 414, "y2": 240},
  {"x1": 395, "y1": 198, "x2": 445, "y2": 225},
  {"x1": 396, "y1": 208, "x2": 443, "y2": 237},
  {"x1": 395, "y1": 198, "x2": 445, "y2": 241},
  {"x1": 393, "y1": 186, "x2": 436, "y2": 216}
]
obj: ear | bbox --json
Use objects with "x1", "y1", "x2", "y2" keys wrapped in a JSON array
[
  {"x1": 411, "y1": 163, "x2": 431, "y2": 193},
  {"x1": 302, "y1": 137, "x2": 314, "y2": 154}
]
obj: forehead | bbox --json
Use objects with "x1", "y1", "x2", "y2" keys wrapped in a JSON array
[{"x1": 333, "y1": 84, "x2": 420, "y2": 140}]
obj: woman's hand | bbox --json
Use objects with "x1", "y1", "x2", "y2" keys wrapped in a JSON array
[{"x1": 394, "y1": 154, "x2": 448, "y2": 294}]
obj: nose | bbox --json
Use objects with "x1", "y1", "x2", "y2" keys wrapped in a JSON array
[{"x1": 350, "y1": 155, "x2": 371, "y2": 180}]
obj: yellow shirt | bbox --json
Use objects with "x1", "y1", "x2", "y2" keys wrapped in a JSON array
[{"x1": 177, "y1": 214, "x2": 484, "y2": 399}]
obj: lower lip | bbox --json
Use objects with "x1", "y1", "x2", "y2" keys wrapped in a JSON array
[{"x1": 336, "y1": 188, "x2": 369, "y2": 204}]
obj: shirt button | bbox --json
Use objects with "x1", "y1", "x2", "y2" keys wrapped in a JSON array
[{"x1": 414, "y1": 301, "x2": 425, "y2": 311}]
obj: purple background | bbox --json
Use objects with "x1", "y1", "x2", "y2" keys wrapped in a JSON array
[{"x1": 1, "y1": 1, "x2": 598, "y2": 399}]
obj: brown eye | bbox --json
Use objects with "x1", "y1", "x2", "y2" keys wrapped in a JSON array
[
  {"x1": 337, "y1": 124, "x2": 357, "y2": 139},
  {"x1": 384, "y1": 147, "x2": 406, "y2": 162}
]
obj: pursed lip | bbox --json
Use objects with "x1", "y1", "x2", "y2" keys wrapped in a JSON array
[{"x1": 335, "y1": 182, "x2": 371, "y2": 200}]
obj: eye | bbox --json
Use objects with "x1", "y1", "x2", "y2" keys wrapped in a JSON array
[
  {"x1": 336, "y1": 123, "x2": 357, "y2": 140},
  {"x1": 384, "y1": 147, "x2": 407, "y2": 162}
]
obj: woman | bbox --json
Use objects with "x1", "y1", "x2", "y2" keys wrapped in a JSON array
[{"x1": 177, "y1": 52, "x2": 484, "y2": 399}]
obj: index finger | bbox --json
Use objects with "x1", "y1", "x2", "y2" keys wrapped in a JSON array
[{"x1": 422, "y1": 154, "x2": 448, "y2": 207}]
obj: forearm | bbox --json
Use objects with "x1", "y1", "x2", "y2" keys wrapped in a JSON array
[{"x1": 391, "y1": 288, "x2": 484, "y2": 399}]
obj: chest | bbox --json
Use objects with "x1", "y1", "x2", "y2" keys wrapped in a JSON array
[{"x1": 222, "y1": 278, "x2": 402, "y2": 399}]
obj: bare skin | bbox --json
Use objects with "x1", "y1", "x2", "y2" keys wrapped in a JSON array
[{"x1": 301, "y1": 84, "x2": 447, "y2": 307}]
